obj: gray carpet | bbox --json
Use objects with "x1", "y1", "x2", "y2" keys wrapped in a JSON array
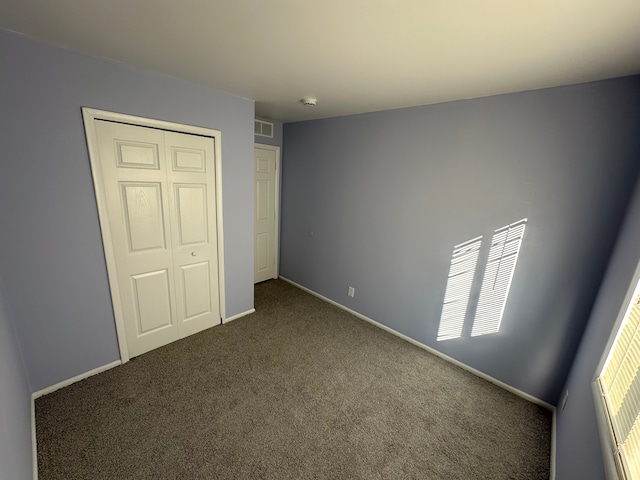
[{"x1": 36, "y1": 279, "x2": 552, "y2": 479}]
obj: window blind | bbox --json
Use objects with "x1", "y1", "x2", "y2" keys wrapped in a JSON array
[
  {"x1": 600, "y1": 289, "x2": 640, "y2": 479},
  {"x1": 471, "y1": 219, "x2": 526, "y2": 337},
  {"x1": 437, "y1": 236, "x2": 482, "y2": 341}
]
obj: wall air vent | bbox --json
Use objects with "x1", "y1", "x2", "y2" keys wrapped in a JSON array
[{"x1": 254, "y1": 119, "x2": 274, "y2": 138}]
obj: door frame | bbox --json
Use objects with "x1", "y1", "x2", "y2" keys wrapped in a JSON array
[
  {"x1": 82, "y1": 107, "x2": 226, "y2": 363},
  {"x1": 254, "y1": 143, "x2": 281, "y2": 281}
]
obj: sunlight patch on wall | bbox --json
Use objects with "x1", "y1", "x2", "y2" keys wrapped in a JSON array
[
  {"x1": 437, "y1": 218, "x2": 527, "y2": 341},
  {"x1": 472, "y1": 219, "x2": 527, "y2": 337},
  {"x1": 437, "y1": 236, "x2": 482, "y2": 341}
]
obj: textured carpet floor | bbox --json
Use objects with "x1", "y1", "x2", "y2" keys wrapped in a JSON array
[{"x1": 36, "y1": 279, "x2": 552, "y2": 479}]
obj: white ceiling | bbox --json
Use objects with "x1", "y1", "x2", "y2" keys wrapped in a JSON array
[{"x1": 2, "y1": 0, "x2": 640, "y2": 123}]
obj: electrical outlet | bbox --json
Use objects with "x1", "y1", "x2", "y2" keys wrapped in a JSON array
[
  {"x1": 348, "y1": 286, "x2": 355, "y2": 298},
  {"x1": 561, "y1": 389, "x2": 569, "y2": 410}
]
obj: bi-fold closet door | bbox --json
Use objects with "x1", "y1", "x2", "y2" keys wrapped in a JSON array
[{"x1": 94, "y1": 120, "x2": 220, "y2": 358}]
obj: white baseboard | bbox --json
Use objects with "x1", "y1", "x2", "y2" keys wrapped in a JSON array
[
  {"x1": 223, "y1": 308, "x2": 255, "y2": 324},
  {"x1": 279, "y1": 275, "x2": 553, "y2": 411},
  {"x1": 31, "y1": 359, "x2": 121, "y2": 479},
  {"x1": 550, "y1": 408, "x2": 557, "y2": 480},
  {"x1": 31, "y1": 395, "x2": 37, "y2": 480},
  {"x1": 32, "y1": 360, "x2": 122, "y2": 400}
]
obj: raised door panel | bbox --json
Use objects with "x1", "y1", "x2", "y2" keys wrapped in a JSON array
[
  {"x1": 256, "y1": 233, "x2": 269, "y2": 272},
  {"x1": 180, "y1": 262, "x2": 212, "y2": 321},
  {"x1": 256, "y1": 180, "x2": 270, "y2": 221},
  {"x1": 131, "y1": 269, "x2": 174, "y2": 335},
  {"x1": 120, "y1": 182, "x2": 167, "y2": 253},
  {"x1": 172, "y1": 147, "x2": 206, "y2": 172},
  {"x1": 174, "y1": 184, "x2": 208, "y2": 246},
  {"x1": 256, "y1": 156, "x2": 269, "y2": 173},
  {"x1": 116, "y1": 142, "x2": 160, "y2": 169}
]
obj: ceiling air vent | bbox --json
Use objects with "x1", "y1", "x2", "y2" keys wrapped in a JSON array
[{"x1": 254, "y1": 119, "x2": 274, "y2": 138}]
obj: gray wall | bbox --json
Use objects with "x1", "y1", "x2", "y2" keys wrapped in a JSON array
[
  {"x1": 255, "y1": 117, "x2": 284, "y2": 147},
  {"x1": 555, "y1": 172, "x2": 640, "y2": 477},
  {"x1": 0, "y1": 29, "x2": 255, "y2": 392},
  {"x1": 280, "y1": 76, "x2": 640, "y2": 404},
  {"x1": 0, "y1": 275, "x2": 33, "y2": 480}
]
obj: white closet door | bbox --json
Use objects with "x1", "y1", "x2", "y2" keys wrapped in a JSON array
[
  {"x1": 95, "y1": 120, "x2": 219, "y2": 358},
  {"x1": 165, "y1": 131, "x2": 220, "y2": 339}
]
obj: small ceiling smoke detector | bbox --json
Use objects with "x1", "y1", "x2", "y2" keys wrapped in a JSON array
[{"x1": 300, "y1": 97, "x2": 317, "y2": 107}]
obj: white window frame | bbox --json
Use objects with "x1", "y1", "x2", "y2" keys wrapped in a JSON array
[{"x1": 593, "y1": 258, "x2": 640, "y2": 480}]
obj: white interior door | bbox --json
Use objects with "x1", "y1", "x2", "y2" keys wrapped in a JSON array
[
  {"x1": 95, "y1": 120, "x2": 220, "y2": 358},
  {"x1": 254, "y1": 145, "x2": 278, "y2": 283}
]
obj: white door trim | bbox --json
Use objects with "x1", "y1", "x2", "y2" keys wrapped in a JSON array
[
  {"x1": 254, "y1": 143, "x2": 281, "y2": 280},
  {"x1": 82, "y1": 108, "x2": 226, "y2": 363}
]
